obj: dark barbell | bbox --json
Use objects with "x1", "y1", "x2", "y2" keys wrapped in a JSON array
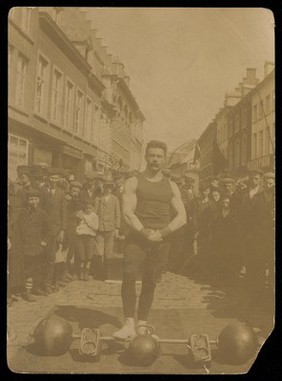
[{"x1": 31, "y1": 316, "x2": 259, "y2": 366}]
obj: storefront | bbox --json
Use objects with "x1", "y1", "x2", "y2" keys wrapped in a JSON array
[
  {"x1": 8, "y1": 133, "x2": 29, "y2": 181},
  {"x1": 33, "y1": 146, "x2": 53, "y2": 167},
  {"x1": 61, "y1": 145, "x2": 83, "y2": 181}
]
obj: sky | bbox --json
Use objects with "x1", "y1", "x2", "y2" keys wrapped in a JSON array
[{"x1": 84, "y1": 8, "x2": 274, "y2": 152}]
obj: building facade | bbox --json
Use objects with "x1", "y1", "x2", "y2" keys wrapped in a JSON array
[
  {"x1": 8, "y1": 7, "x2": 145, "y2": 181},
  {"x1": 194, "y1": 64, "x2": 274, "y2": 182},
  {"x1": 167, "y1": 139, "x2": 197, "y2": 173},
  {"x1": 248, "y1": 63, "x2": 275, "y2": 171},
  {"x1": 197, "y1": 122, "x2": 217, "y2": 180}
]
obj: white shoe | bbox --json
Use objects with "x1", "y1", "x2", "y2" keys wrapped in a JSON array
[{"x1": 113, "y1": 324, "x2": 136, "y2": 340}]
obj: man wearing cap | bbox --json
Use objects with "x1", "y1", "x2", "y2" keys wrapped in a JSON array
[
  {"x1": 247, "y1": 171, "x2": 275, "y2": 300},
  {"x1": 16, "y1": 188, "x2": 51, "y2": 300},
  {"x1": 182, "y1": 174, "x2": 198, "y2": 261},
  {"x1": 15, "y1": 165, "x2": 33, "y2": 210},
  {"x1": 42, "y1": 168, "x2": 67, "y2": 293},
  {"x1": 81, "y1": 171, "x2": 99, "y2": 203},
  {"x1": 30, "y1": 164, "x2": 50, "y2": 210},
  {"x1": 113, "y1": 140, "x2": 186, "y2": 339},
  {"x1": 94, "y1": 178, "x2": 121, "y2": 278},
  {"x1": 239, "y1": 169, "x2": 264, "y2": 300},
  {"x1": 65, "y1": 180, "x2": 83, "y2": 280}
]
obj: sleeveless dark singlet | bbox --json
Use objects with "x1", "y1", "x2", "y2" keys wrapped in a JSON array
[{"x1": 135, "y1": 173, "x2": 172, "y2": 229}]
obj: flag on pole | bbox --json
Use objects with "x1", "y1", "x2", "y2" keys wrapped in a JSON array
[
  {"x1": 213, "y1": 140, "x2": 228, "y2": 174},
  {"x1": 193, "y1": 142, "x2": 201, "y2": 164}
]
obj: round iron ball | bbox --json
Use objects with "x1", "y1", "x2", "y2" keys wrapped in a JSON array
[
  {"x1": 129, "y1": 335, "x2": 160, "y2": 366},
  {"x1": 33, "y1": 316, "x2": 73, "y2": 356},
  {"x1": 217, "y1": 322, "x2": 258, "y2": 364}
]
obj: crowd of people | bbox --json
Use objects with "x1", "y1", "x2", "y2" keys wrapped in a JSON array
[
  {"x1": 7, "y1": 164, "x2": 130, "y2": 305},
  {"x1": 167, "y1": 169, "x2": 275, "y2": 304},
  {"x1": 7, "y1": 161, "x2": 275, "y2": 311}
]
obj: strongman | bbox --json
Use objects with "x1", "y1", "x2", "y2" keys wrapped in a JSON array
[{"x1": 113, "y1": 140, "x2": 186, "y2": 339}]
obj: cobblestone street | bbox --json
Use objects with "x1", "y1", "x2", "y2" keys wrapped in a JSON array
[{"x1": 7, "y1": 271, "x2": 274, "y2": 374}]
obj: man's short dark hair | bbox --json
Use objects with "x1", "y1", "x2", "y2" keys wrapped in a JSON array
[{"x1": 145, "y1": 140, "x2": 167, "y2": 156}]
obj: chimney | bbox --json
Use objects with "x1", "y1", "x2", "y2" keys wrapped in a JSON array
[
  {"x1": 264, "y1": 61, "x2": 274, "y2": 78},
  {"x1": 238, "y1": 82, "x2": 255, "y2": 97},
  {"x1": 243, "y1": 68, "x2": 258, "y2": 86}
]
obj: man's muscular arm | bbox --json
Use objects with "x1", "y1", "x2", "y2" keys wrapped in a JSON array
[
  {"x1": 159, "y1": 181, "x2": 187, "y2": 238},
  {"x1": 122, "y1": 177, "x2": 149, "y2": 237}
]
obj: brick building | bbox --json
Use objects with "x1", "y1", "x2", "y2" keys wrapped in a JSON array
[
  {"x1": 227, "y1": 68, "x2": 260, "y2": 176},
  {"x1": 197, "y1": 121, "x2": 217, "y2": 180},
  {"x1": 8, "y1": 7, "x2": 145, "y2": 181},
  {"x1": 248, "y1": 62, "x2": 275, "y2": 171},
  {"x1": 195, "y1": 64, "x2": 274, "y2": 182}
]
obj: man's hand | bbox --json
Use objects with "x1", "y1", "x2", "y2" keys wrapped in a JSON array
[
  {"x1": 40, "y1": 241, "x2": 47, "y2": 247},
  {"x1": 57, "y1": 230, "x2": 65, "y2": 243},
  {"x1": 147, "y1": 230, "x2": 163, "y2": 243}
]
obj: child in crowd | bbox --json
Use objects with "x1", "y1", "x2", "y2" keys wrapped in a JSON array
[
  {"x1": 76, "y1": 200, "x2": 99, "y2": 280},
  {"x1": 16, "y1": 189, "x2": 50, "y2": 301}
]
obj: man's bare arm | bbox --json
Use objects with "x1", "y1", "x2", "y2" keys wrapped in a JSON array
[
  {"x1": 122, "y1": 177, "x2": 144, "y2": 232},
  {"x1": 159, "y1": 181, "x2": 187, "y2": 237}
]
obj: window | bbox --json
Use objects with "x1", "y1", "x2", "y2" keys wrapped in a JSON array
[
  {"x1": 92, "y1": 105, "x2": 99, "y2": 144},
  {"x1": 85, "y1": 98, "x2": 92, "y2": 140},
  {"x1": 64, "y1": 80, "x2": 74, "y2": 131},
  {"x1": 259, "y1": 100, "x2": 264, "y2": 119},
  {"x1": 234, "y1": 113, "x2": 240, "y2": 132},
  {"x1": 253, "y1": 104, "x2": 257, "y2": 123},
  {"x1": 258, "y1": 130, "x2": 263, "y2": 157},
  {"x1": 35, "y1": 54, "x2": 49, "y2": 115},
  {"x1": 8, "y1": 134, "x2": 29, "y2": 181},
  {"x1": 21, "y1": 8, "x2": 31, "y2": 33},
  {"x1": 228, "y1": 117, "x2": 234, "y2": 138},
  {"x1": 234, "y1": 139, "x2": 240, "y2": 167},
  {"x1": 51, "y1": 68, "x2": 63, "y2": 123},
  {"x1": 265, "y1": 127, "x2": 270, "y2": 155},
  {"x1": 74, "y1": 89, "x2": 84, "y2": 135},
  {"x1": 265, "y1": 94, "x2": 271, "y2": 114},
  {"x1": 242, "y1": 109, "x2": 247, "y2": 128},
  {"x1": 241, "y1": 135, "x2": 247, "y2": 166},
  {"x1": 253, "y1": 133, "x2": 257, "y2": 159},
  {"x1": 15, "y1": 53, "x2": 28, "y2": 107},
  {"x1": 228, "y1": 142, "x2": 233, "y2": 168}
]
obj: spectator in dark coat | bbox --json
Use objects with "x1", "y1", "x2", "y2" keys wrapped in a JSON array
[
  {"x1": 8, "y1": 180, "x2": 25, "y2": 304},
  {"x1": 16, "y1": 189, "x2": 51, "y2": 301},
  {"x1": 65, "y1": 180, "x2": 83, "y2": 279},
  {"x1": 42, "y1": 168, "x2": 67, "y2": 293},
  {"x1": 14, "y1": 165, "x2": 33, "y2": 211},
  {"x1": 211, "y1": 195, "x2": 240, "y2": 285}
]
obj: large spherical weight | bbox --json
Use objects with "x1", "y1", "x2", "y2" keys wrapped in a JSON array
[
  {"x1": 129, "y1": 335, "x2": 160, "y2": 366},
  {"x1": 33, "y1": 316, "x2": 73, "y2": 356},
  {"x1": 218, "y1": 322, "x2": 258, "y2": 364}
]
